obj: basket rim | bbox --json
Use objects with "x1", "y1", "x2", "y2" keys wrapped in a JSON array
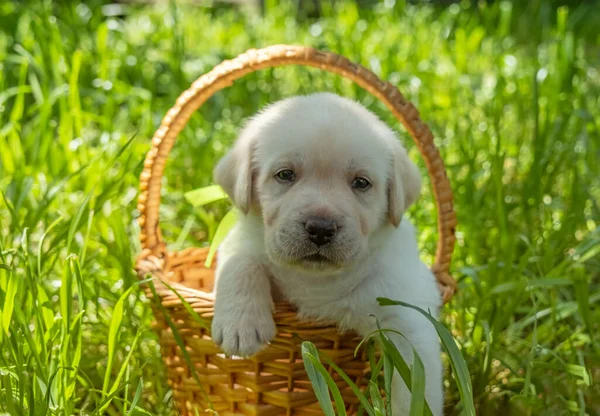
[{"x1": 135, "y1": 44, "x2": 458, "y2": 303}]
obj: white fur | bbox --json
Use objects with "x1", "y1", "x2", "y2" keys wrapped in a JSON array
[{"x1": 210, "y1": 93, "x2": 443, "y2": 415}]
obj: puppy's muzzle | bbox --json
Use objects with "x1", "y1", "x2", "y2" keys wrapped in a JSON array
[{"x1": 303, "y1": 216, "x2": 337, "y2": 246}]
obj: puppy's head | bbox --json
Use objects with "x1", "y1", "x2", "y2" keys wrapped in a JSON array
[{"x1": 214, "y1": 93, "x2": 421, "y2": 272}]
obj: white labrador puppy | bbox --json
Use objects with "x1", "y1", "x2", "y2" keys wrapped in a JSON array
[{"x1": 210, "y1": 92, "x2": 443, "y2": 415}]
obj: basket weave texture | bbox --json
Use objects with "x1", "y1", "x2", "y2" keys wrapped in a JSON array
[{"x1": 135, "y1": 45, "x2": 457, "y2": 416}]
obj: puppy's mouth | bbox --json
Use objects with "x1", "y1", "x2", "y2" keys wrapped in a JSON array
[{"x1": 303, "y1": 253, "x2": 329, "y2": 263}]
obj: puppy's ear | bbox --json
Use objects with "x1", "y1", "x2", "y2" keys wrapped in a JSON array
[
  {"x1": 387, "y1": 142, "x2": 422, "y2": 227},
  {"x1": 213, "y1": 133, "x2": 256, "y2": 215}
]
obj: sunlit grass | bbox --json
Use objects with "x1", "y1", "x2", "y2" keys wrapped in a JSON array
[{"x1": 0, "y1": 0, "x2": 598, "y2": 414}]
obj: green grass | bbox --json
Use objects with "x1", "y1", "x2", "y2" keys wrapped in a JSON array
[{"x1": 0, "y1": 0, "x2": 599, "y2": 414}]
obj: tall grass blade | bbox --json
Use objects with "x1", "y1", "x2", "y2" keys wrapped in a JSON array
[
  {"x1": 409, "y1": 350, "x2": 426, "y2": 416},
  {"x1": 159, "y1": 279, "x2": 210, "y2": 330},
  {"x1": 383, "y1": 354, "x2": 393, "y2": 416},
  {"x1": 1, "y1": 268, "x2": 18, "y2": 336},
  {"x1": 301, "y1": 341, "x2": 345, "y2": 416},
  {"x1": 184, "y1": 185, "x2": 229, "y2": 207},
  {"x1": 319, "y1": 355, "x2": 376, "y2": 416},
  {"x1": 204, "y1": 208, "x2": 237, "y2": 268},
  {"x1": 102, "y1": 284, "x2": 136, "y2": 396},
  {"x1": 378, "y1": 298, "x2": 475, "y2": 416},
  {"x1": 126, "y1": 377, "x2": 145, "y2": 416},
  {"x1": 368, "y1": 380, "x2": 385, "y2": 416}
]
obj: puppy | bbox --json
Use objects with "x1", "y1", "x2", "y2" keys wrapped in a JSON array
[{"x1": 210, "y1": 93, "x2": 443, "y2": 415}]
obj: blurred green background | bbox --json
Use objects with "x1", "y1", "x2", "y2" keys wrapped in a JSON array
[{"x1": 0, "y1": 0, "x2": 598, "y2": 414}]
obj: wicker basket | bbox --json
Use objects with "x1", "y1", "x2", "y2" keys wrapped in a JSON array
[{"x1": 135, "y1": 45, "x2": 457, "y2": 416}]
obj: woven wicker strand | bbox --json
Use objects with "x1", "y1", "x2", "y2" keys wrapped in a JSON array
[{"x1": 135, "y1": 45, "x2": 457, "y2": 416}]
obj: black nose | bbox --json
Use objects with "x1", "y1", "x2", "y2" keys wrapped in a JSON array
[{"x1": 304, "y1": 216, "x2": 337, "y2": 246}]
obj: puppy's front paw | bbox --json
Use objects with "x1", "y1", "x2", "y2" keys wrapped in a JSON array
[{"x1": 211, "y1": 305, "x2": 276, "y2": 357}]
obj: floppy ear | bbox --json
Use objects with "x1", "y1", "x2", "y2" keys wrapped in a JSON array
[
  {"x1": 387, "y1": 142, "x2": 422, "y2": 227},
  {"x1": 213, "y1": 133, "x2": 256, "y2": 215}
]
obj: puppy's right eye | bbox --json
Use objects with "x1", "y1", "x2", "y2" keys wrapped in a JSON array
[
  {"x1": 275, "y1": 169, "x2": 295, "y2": 182},
  {"x1": 352, "y1": 177, "x2": 371, "y2": 190}
]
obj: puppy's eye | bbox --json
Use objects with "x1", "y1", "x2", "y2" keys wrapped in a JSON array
[
  {"x1": 275, "y1": 169, "x2": 295, "y2": 182},
  {"x1": 352, "y1": 177, "x2": 371, "y2": 190}
]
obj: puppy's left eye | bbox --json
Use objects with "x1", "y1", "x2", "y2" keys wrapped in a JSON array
[
  {"x1": 352, "y1": 177, "x2": 371, "y2": 190},
  {"x1": 275, "y1": 169, "x2": 295, "y2": 182}
]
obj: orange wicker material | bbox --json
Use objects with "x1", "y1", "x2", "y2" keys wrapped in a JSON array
[{"x1": 135, "y1": 45, "x2": 457, "y2": 415}]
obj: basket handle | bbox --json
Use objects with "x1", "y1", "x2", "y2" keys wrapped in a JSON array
[{"x1": 137, "y1": 45, "x2": 457, "y2": 303}]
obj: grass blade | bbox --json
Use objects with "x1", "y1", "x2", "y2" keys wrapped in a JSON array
[
  {"x1": 1, "y1": 268, "x2": 18, "y2": 336},
  {"x1": 301, "y1": 341, "x2": 345, "y2": 416},
  {"x1": 319, "y1": 355, "x2": 376, "y2": 416},
  {"x1": 377, "y1": 298, "x2": 475, "y2": 416},
  {"x1": 383, "y1": 354, "x2": 393, "y2": 416},
  {"x1": 204, "y1": 208, "x2": 237, "y2": 268},
  {"x1": 108, "y1": 331, "x2": 142, "y2": 396},
  {"x1": 126, "y1": 377, "x2": 144, "y2": 416},
  {"x1": 409, "y1": 349, "x2": 426, "y2": 416},
  {"x1": 374, "y1": 329, "x2": 433, "y2": 416},
  {"x1": 368, "y1": 380, "x2": 385, "y2": 416},
  {"x1": 184, "y1": 185, "x2": 229, "y2": 207},
  {"x1": 159, "y1": 279, "x2": 210, "y2": 330},
  {"x1": 102, "y1": 284, "x2": 136, "y2": 396}
]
